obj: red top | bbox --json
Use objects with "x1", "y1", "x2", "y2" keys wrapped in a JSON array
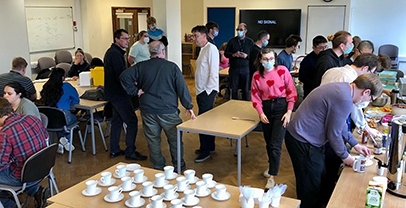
[{"x1": 251, "y1": 65, "x2": 297, "y2": 115}]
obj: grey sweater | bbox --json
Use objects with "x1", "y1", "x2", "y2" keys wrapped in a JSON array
[
  {"x1": 120, "y1": 57, "x2": 193, "y2": 114},
  {"x1": 287, "y1": 82, "x2": 358, "y2": 159}
]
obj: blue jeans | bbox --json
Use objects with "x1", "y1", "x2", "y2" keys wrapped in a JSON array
[
  {"x1": 0, "y1": 167, "x2": 39, "y2": 208},
  {"x1": 57, "y1": 109, "x2": 77, "y2": 140}
]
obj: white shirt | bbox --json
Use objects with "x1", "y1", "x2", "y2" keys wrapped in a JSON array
[
  {"x1": 195, "y1": 42, "x2": 219, "y2": 95},
  {"x1": 321, "y1": 64, "x2": 366, "y2": 129}
]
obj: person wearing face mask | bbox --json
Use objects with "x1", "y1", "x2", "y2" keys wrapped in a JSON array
[
  {"x1": 205, "y1": 21, "x2": 219, "y2": 46},
  {"x1": 285, "y1": 73, "x2": 380, "y2": 208},
  {"x1": 277, "y1": 34, "x2": 302, "y2": 72},
  {"x1": 344, "y1": 40, "x2": 375, "y2": 65},
  {"x1": 224, "y1": 23, "x2": 254, "y2": 101},
  {"x1": 315, "y1": 30, "x2": 353, "y2": 87},
  {"x1": 128, "y1": 31, "x2": 151, "y2": 66},
  {"x1": 146, "y1": 16, "x2": 168, "y2": 46},
  {"x1": 251, "y1": 48, "x2": 297, "y2": 190},
  {"x1": 249, "y1": 30, "x2": 270, "y2": 83}
]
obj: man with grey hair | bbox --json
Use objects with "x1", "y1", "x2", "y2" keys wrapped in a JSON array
[{"x1": 120, "y1": 41, "x2": 196, "y2": 171}]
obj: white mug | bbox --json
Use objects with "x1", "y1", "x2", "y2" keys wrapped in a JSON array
[
  {"x1": 176, "y1": 176, "x2": 189, "y2": 191},
  {"x1": 215, "y1": 184, "x2": 227, "y2": 199},
  {"x1": 271, "y1": 196, "x2": 281, "y2": 207},
  {"x1": 129, "y1": 191, "x2": 141, "y2": 206},
  {"x1": 196, "y1": 181, "x2": 207, "y2": 195},
  {"x1": 100, "y1": 172, "x2": 112, "y2": 185},
  {"x1": 85, "y1": 180, "x2": 98, "y2": 194},
  {"x1": 142, "y1": 181, "x2": 154, "y2": 195},
  {"x1": 149, "y1": 195, "x2": 164, "y2": 208},
  {"x1": 134, "y1": 169, "x2": 144, "y2": 182},
  {"x1": 121, "y1": 176, "x2": 134, "y2": 190},
  {"x1": 353, "y1": 156, "x2": 366, "y2": 173},
  {"x1": 164, "y1": 166, "x2": 175, "y2": 178},
  {"x1": 183, "y1": 189, "x2": 195, "y2": 204},
  {"x1": 155, "y1": 173, "x2": 166, "y2": 187},
  {"x1": 184, "y1": 169, "x2": 196, "y2": 182},
  {"x1": 115, "y1": 164, "x2": 127, "y2": 177},
  {"x1": 108, "y1": 186, "x2": 123, "y2": 200},
  {"x1": 170, "y1": 198, "x2": 183, "y2": 208},
  {"x1": 258, "y1": 197, "x2": 271, "y2": 208},
  {"x1": 163, "y1": 184, "x2": 177, "y2": 199},
  {"x1": 202, "y1": 173, "x2": 213, "y2": 185}
]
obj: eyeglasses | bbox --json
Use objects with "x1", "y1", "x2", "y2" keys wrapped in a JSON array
[
  {"x1": 120, "y1": 37, "x2": 130, "y2": 40},
  {"x1": 370, "y1": 94, "x2": 376, "y2": 102},
  {"x1": 315, "y1": 45, "x2": 328, "y2": 50},
  {"x1": 236, "y1": 29, "x2": 244, "y2": 31}
]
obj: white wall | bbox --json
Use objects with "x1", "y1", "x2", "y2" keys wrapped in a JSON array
[{"x1": 0, "y1": 0, "x2": 31, "y2": 77}]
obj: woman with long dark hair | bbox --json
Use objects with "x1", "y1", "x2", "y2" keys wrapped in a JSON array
[
  {"x1": 3, "y1": 81, "x2": 40, "y2": 119},
  {"x1": 251, "y1": 47, "x2": 297, "y2": 190}
]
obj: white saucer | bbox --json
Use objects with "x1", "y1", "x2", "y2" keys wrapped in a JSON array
[
  {"x1": 160, "y1": 192, "x2": 180, "y2": 201},
  {"x1": 207, "y1": 180, "x2": 217, "y2": 189},
  {"x1": 153, "y1": 180, "x2": 170, "y2": 188},
  {"x1": 113, "y1": 172, "x2": 131, "y2": 179},
  {"x1": 134, "y1": 176, "x2": 148, "y2": 184},
  {"x1": 181, "y1": 196, "x2": 200, "y2": 206},
  {"x1": 170, "y1": 206, "x2": 185, "y2": 208},
  {"x1": 140, "y1": 188, "x2": 158, "y2": 197},
  {"x1": 81, "y1": 187, "x2": 102, "y2": 196},
  {"x1": 211, "y1": 191, "x2": 231, "y2": 201},
  {"x1": 127, "y1": 163, "x2": 141, "y2": 172},
  {"x1": 104, "y1": 193, "x2": 125, "y2": 203},
  {"x1": 119, "y1": 183, "x2": 137, "y2": 192},
  {"x1": 125, "y1": 198, "x2": 146, "y2": 208},
  {"x1": 98, "y1": 179, "x2": 116, "y2": 187},
  {"x1": 146, "y1": 203, "x2": 167, "y2": 208},
  {"x1": 177, "y1": 185, "x2": 191, "y2": 192},
  {"x1": 194, "y1": 188, "x2": 211, "y2": 197},
  {"x1": 187, "y1": 177, "x2": 199, "y2": 184},
  {"x1": 166, "y1": 172, "x2": 178, "y2": 180}
]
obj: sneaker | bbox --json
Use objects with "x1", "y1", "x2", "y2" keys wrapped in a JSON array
[
  {"x1": 265, "y1": 178, "x2": 275, "y2": 190},
  {"x1": 263, "y1": 168, "x2": 270, "y2": 178},
  {"x1": 59, "y1": 137, "x2": 75, "y2": 151},
  {"x1": 34, "y1": 186, "x2": 50, "y2": 208},
  {"x1": 194, "y1": 152, "x2": 211, "y2": 163},
  {"x1": 57, "y1": 144, "x2": 64, "y2": 154},
  {"x1": 194, "y1": 149, "x2": 215, "y2": 154}
]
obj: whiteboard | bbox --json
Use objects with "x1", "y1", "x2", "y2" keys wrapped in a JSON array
[
  {"x1": 305, "y1": 5, "x2": 346, "y2": 53},
  {"x1": 25, "y1": 7, "x2": 75, "y2": 53}
]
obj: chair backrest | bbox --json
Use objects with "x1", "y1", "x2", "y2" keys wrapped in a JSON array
[
  {"x1": 38, "y1": 107, "x2": 68, "y2": 130},
  {"x1": 39, "y1": 113, "x2": 48, "y2": 129},
  {"x1": 55, "y1": 50, "x2": 73, "y2": 64},
  {"x1": 56, "y1": 63, "x2": 71, "y2": 76},
  {"x1": 378, "y1": 44, "x2": 399, "y2": 59},
  {"x1": 84, "y1": 53, "x2": 93, "y2": 64},
  {"x1": 36, "y1": 57, "x2": 56, "y2": 73},
  {"x1": 21, "y1": 143, "x2": 57, "y2": 183}
]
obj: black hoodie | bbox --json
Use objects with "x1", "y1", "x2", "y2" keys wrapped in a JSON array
[{"x1": 314, "y1": 49, "x2": 345, "y2": 87}]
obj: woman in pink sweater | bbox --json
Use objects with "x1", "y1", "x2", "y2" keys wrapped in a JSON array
[{"x1": 251, "y1": 47, "x2": 297, "y2": 190}]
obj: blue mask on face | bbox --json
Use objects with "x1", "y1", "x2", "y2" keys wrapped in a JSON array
[
  {"x1": 237, "y1": 31, "x2": 244, "y2": 38},
  {"x1": 344, "y1": 45, "x2": 354, "y2": 55},
  {"x1": 213, "y1": 30, "x2": 219, "y2": 37},
  {"x1": 262, "y1": 60, "x2": 275, "y2": 70},
  {"x1": 262, "y1": 40, "x2": 269, "y2": 47}
]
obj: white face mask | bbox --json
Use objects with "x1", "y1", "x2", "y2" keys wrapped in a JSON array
[
  {"x1": 355, "y1": 93, "x2": 370, "y2": 109},
  {"x1": 143, "y1": 37, "x2": 150, "y2": 43}
]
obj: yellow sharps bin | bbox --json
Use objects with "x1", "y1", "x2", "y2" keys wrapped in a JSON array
[{"x1": 90, "y1": 67, "x2": 104, "y2": 86}]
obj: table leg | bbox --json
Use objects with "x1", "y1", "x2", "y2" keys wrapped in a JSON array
[
  {"x1": 177, "y1": 129, "x2": 181, "y2": 174},
  {"x1": 238, "y1": 137, "x2": 241, "y2": 186},
  {"x1": 90, "y1": 109, "x2": 96, "y2": 155}
]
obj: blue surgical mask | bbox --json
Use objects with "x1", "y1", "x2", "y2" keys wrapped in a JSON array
[
  {"x1": 262, "y1": 40, "x2": 268, "y2": 47},
  {"x1": 344, "y1": 45, "x2": 354, "y2": 55},
  {"x1": 262, "y1": 60, "x2": 275, "y2": 71},
  {"x1": 237, "y1": 31, "x2": 244, "y2": 38},
  {"x1": 213, "y1": 30, "x2": 219, "y2": 37},
  {"x1": 151, "y1": 24, "x2": 157, "y2": 30}
]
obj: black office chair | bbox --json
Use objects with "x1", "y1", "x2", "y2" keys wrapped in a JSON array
[
  {"x1": 38, "y1": 107, "x2": 85, "y2": 163},
  {"x1": 379, "y1": 44, "x2": 399, "y2": 69},
  {"x1": 0, "y1": 144, "x2": 58, "y2": 208}
]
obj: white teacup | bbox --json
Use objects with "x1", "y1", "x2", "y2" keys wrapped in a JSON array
[
  {"x1": 149, "y1": 195, "x2": 164, "y2": 208},
  {"x1": 108, "y1": 186, "x2": 123, "y2": 200},
  {"x1": 215, "y1": 184, "x2": 227, "y2": 199},
  {"x1": 271, "y1": 196, "x2": 281, "y2": 207},
  {"x1": 129, "y1": 191, "x2": 141, "y2": 206},
  {"x1": 184, "y1": 169, "x2": 196, "y2": 183},
  {"x1": 164, "y1": 166, "x2": 175, "y2": 178},
  {"x1": 121, "y1": 176, "x2": 134, "y2": 190},
  {"x1": 115, "y1": 164, "x2": 127, "y2": 177},
  {"x1": 202, "y1": 173, "x2": 213, "y2": 185},
  {"x1": 100, "y1": 172, "x2": 112, "y2": 185},
  {"x1": 163, "y1": 184, "x2": 177, "y2": 199},
  {"x1": 134, "y1": 169, "x2": 144, "y2": 182},
  {"x1": 195, "y1": 181, "x2": 207, "y2": 195},
  {"x1": 155, "y1": 173, "x2": 166, "y2": 187},
  {"x1": 176, "y1": 176, "x2": 189, "y2": 191},
  {"x1": 170, "y1": 199, "x2": 183, "y2": 208},
  {"x1": 258, "y1": 196, "x2": 271, "y2": 208},
  {"x1": 85, "y1": 180, "x2": 98, "y2": 194},
  {"x1": 142, "y1": 181, "x2": 154, "y2": 195},
  {"x1": 183, "y1": 189, "x2": 195, "y2": 204}
]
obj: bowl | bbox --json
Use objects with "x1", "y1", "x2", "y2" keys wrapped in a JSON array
[
  {"x1": 371, "y1": 95, "x2": 388, "y2": 107},
  {"x1": 391, "y1": 104, "x2": 406, "y2": 115}
]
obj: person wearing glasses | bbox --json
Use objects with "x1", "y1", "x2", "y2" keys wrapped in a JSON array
[
  {"x1": 104, "y1": 29, "x2": 148, "y2": 161},
  {"x1": 277, "y1": 34, "x2": 302, "y2": 72},
  {"x1": 298, "y1": 35, "x2": 328, "y2": 98},
  {"x1": 224, "y1": 23, "x2": 254, "y2": 101}
]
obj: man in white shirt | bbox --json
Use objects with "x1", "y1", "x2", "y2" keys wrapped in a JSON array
[{"x1": 191, "y1": 25, "x2": 220, "y2": 163}]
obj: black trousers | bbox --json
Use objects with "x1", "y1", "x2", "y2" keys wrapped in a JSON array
[
  {"x1": 320, "y1": 142, "x2": 343, "y2": 205},
  {"x1": 285, "y1": 131, "x2": 325, "y2": 208},
  {"x1": 261, "y1": 98, "x2": 287, "y2": 176},
  {"x1": 229, "y1": 66, "x2": 250, "y2": 101},
  {"x1": 197, "y1": 91, "x2": 217, "y2": 154}
]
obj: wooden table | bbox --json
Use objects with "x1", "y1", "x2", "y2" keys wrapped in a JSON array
[
  {"x1": 48, "y1": 162, "x2": 300, "y2": 207},
  {"x1": 34, "y1": 80, "x2": 107, "y2": 155},
  {"x1": 176, "y1": 100, "x2": 259, "y2": 186},
  {"x1": 219, "y1": 67, "x2": 229, "y2": 76}
]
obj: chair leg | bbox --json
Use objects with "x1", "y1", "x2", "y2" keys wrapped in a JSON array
[
  {"x1": 48, "y1": 177, "x2": 53, "y2": 197},
  {"x1": 105, "y1": 121, "x2": 111, "y2": 137},
  {"x1": 234, "y1": 140, "x2": 238, "y2": 156},
  {"x1": 230, "y1": 138, "x2": 233, "y2": 146},
  {"x1": 97, "y1": 121, "x2": 108, "y2": 151},
  {"x1": 68, "y1": 130, "x2": 73, "y2": 164},
  {"x1": 77, "y1": 128, "x2": 85, "y2": 152},
  {"x1": 10, "y1": 190, "x2": 22, "y2": 208},
  {"x1": 83, "y1": 124, "x2": 89, "y2": 144},
  {"x1": 49, "y1": 169, "x2": 59, "y2": 195},
  {"x1": 245, "y1": 135, "x2": 249, "y2": 147}
]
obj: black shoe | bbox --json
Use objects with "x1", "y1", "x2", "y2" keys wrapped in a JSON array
[
  {"x1": 110, "y1": 150, "x2": 125, "y2": 158},
  {"x1": 195, "y1": 152, "x2": 211, "y2": 163},
  {"x1": 194, "y1": 149, "x2": 215, "y2": 154},
  {"x1": 34, "y1": 186, "x2": 50, "y2": 208},
  {"x1": 125, "y1": 151, "x2": 148, "y2": 161},
  {"x1": 174, "y1": 162, "x2": 187, "y2": 173}
]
